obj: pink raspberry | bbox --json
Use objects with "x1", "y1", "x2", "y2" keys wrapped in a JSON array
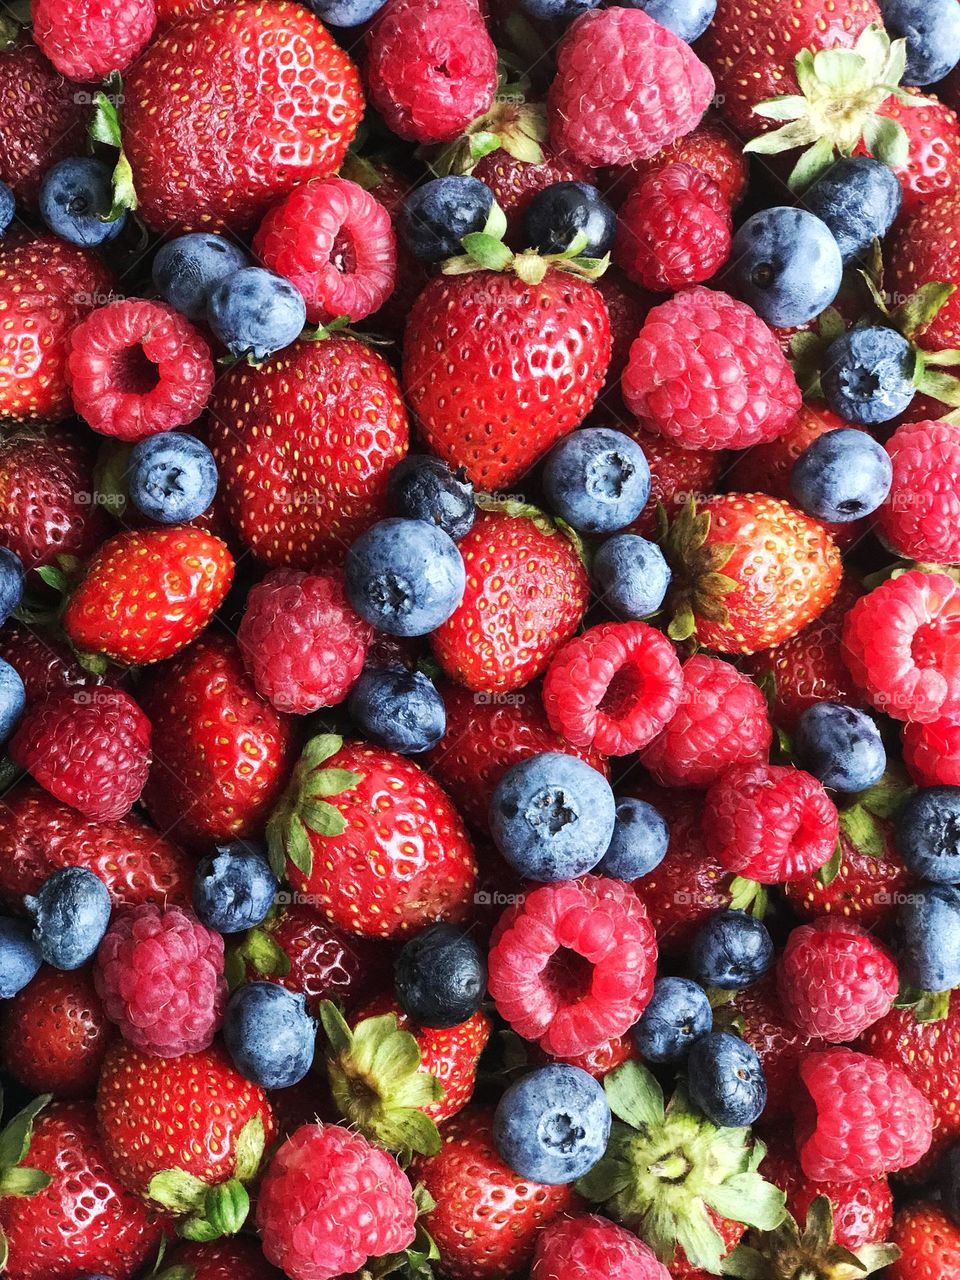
[
  {"x1": 365, "y1": 0, "x2": 497, "y2": 144},
  {"x1": 842, "y1": 571, "x2": 960, "y2": 723},
  {"x1": 547, "y1": 8, "x2": 715, "y2": 168},
  {"x1": 622, "y1": 288, "x2": 801, "y2": 450},
  {"x1": 253, "y1": 178, "x2": 397, "y2": 325},
  {"x1": 777, "y1": 918, "x2": 898, "y2": 1043},
  {"x1": 903, "y1": 717, "x2": 960, "y2": 786},
  {"x1": 639, "y1": 654, "x2": 772, "y2": 788},
  {"x1": 33, "y1": 0, "x2": 156, "y2": 82},
  {"x1": 531, "y1": 1214, "x2": 671, "y2": 1280},
  {"x1": 66, "y1": 299, "x2": 214, "y2": 441},
  {"x1": 795, "y1": 1048, "x2": 934, "y2": 1182},
  {"x1": 256, "y1": 1122, "x2": 417, "y2": 1280},
  {"x1": 614, "y1": 163, "x2": 732, "y2": 293},
  {"x1": 237, "y1": 570, "x2": 373, "y2": 714},
  {"x1": 9, "y1": 688, "x2": 151, "y2": 822},
  {"x1": 93, "y1": 903, "x2": 226, "y2": 1057},
  {"x1": 541, "y1": 621, "x2": 683, "y2": 756},
  {"x1": 876, "y1": 420, "x2": 960, "y2": 564},
  {"x1": 488, "y1": 875, "x2": 657, "y2": 1058},
  {"x1": 703, "y1": 762, "x2": 839, "y2": 884}
]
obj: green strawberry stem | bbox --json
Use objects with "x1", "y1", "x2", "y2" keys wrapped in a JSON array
[
  {"x1": 657, "y1": 499, "x2": 737, "y2": 644},
  {"x1": 0, "y1": 1091, "x2": 54, "y2": 1270},
  {"x1": 720, "y1": 1195, "x2": 899, "y2": 1278},
  {"x1": 442, "y1": 199, "x2": 609, "y2": 284},
  {"x1": 89, "y1": 77, "x2": 139, "y2": 220},
  {"x1": 429, "y1": 98, "x2": 547, "y2": 177},
  {"x1": 265, "y1": 733, "x2": 362, "y2": 881}
]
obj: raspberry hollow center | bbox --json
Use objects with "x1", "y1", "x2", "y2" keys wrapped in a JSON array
[
  {"x1": 113, "y1": 343, "x2": 161, "y2": 396},
  {"x1": 544, "y1": 946, "x2": 594, "y2": 1003}
]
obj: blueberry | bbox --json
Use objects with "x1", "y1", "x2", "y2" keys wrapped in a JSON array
[
  {"x1": 153, "y1": 232, "x2": 250, "y2": 322},
  {"x1": 39, "y1": 157, "x2": 127, "y2": 247},
  {"x1": 691, "y1": 910, "x2": 774, "y2": 990},
  {"x1": 591, "y1": 534, "x2": 671, "y2": 619},
  {"x1": 523, "y1": 182, "x2": 616, "y2": 257},
  {"x1": 345, "y1": 518, "x2": 466, "y2": 637},
  {"x1": 193, "y1": 841, "x2": 278, "y2": 934},
  {"x1": 878, "y1": 0, "x2": 960, "y2": 85},
  {"x1": 597, "y1": 797, "x2": 669, "y2": 880},
  {"x1": 493, "y1": 1064, "x2": 611, "y2": 1184},
  {"x1": 542, "y1": 428, "x2": 650, "y2": 534},
  {"x1": 802, "y1": 157, "x2": 902, "y2": 264},
  {"x1": 348, "y1": 666, "x2": 446, "y2": 754},
  {"x1": 207, "y1": 267, "x2": 306, "y2": 363},
  {"x1": 899, "y1": 884, "x2": 960, "y2": 991},
  {"x1": 619, "y1": 0, "x2": 717, "y2": 43},
  {"x1": 394, "y1": 923, "x2": 487, "y2": 1028},
  {"x1": 896, "y1": 787, "x2": 960, "y2": 883},
  {"x1": 790, "y1": 428, "x2": 893, "y2": 523},
  {"x1": 0, "y1": 182, "x2": 14, "y2": 237},
  {"x1": 126, "y1": 432, "x2": 219, "y2": 524},
  {"x1": 305, "y1": 0, "x2": 387, "y2": 25},
  {"x1": 223, "y1": 982, "x2": 316, "y2": 1088},
  {"x1": 519, "y1": 0, "x2": 602, "y2": 20},
  {"x1": 688, "y1": 1032, "x2": 767, "y2": 1127},
  {"x1": 632, "y1": 976, "x2": 712, "y2": 1063},
  {"x1": 793, "y1": 703, "x2": 886, "y2": 793},
  {"x1": 0, "y1": 658, "x2": 24, "y2": 742},
  {"x1": 0, "y1": 916, "x2": 42, "y2": 997},
  {"x1": 400, "y1": 177, "x2": 494, "y2": 264},
  {"x1": 727, "y1": 207, "x2": 842, "y2": 328},
  {"x1": 387, "y1": 454, "x2": 475, "y2": 542},
  {"x1": 23, "y1": 867, "x2": 110, "y2": 971},
  {"x1": 490, "y1": 752, "x2": 617, "y2": 881},
  {"x1": 0, "y1": 546, "x2": 23, "y2": 624},
  {"x1": 942, "y1": 1143, "x2": 960, "y2": 1227},
  {"x1": 820, "y1": 327, "x2": 916, "y2": 426}
]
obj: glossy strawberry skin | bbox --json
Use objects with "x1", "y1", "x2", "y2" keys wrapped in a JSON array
[
  {"x1": 0, "y1": 620, "x2": 110, "y2": 705},
  {"x1": 164, "y1": 1237, "x2": 283, "y2": 1279},
  {"x1": 0, "y1": 38, "x2": 87, "y2": 210},
  {"x1": 889, "y1": 1202, "x2": 960, "y2": 1279},
  {"x1": 728, "y1": 975, "x2": 828, "y2": 1123}
]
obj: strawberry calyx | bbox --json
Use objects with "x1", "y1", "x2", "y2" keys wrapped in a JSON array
[
  {"x1": 89, "y1": 75, "x2": 139, "y2": 221},
  {"x1": 656, "y1": 498, "x2": 737, "y2": 644},
  {"x1": 720, "y1": 1195, "x2": 899, "y2": 1279},
  {"x1": 577, "y1": 1061, "x2": 786, "y2": 1274},
  {"x1": 894, "y1": 986, "x2": 953, "y2": 1024},
  {"x1": 834, "y1": 768, "x2": 915, "y2": 870},
  {"x1": 357, "y1": 1183, "x2": 440, "y2": 1279},
  {"x1": 729, "y1": 876, "x2": 770, "y2": 920},
  {"x1": 442, "y1": 199, "x2": 608, "y2": 284},
  {"x1": 319, "y1": 1001, "x2": 444, "y2": 1158},
  {"x1": 224, "y1": 909, "x2": 291, "y2": 990},
  {"x1": 431, "y1": 98, "x2": 548, "y2": 177},
  {"x1": 266, "y1": 734, "x2": 363, "y2": 881},
  {"x1": 475, "y1": 493, "x2": 588, "y2": 568},
  {"x1": 0, "y1": 1091, "x2": 54, "y2": 1269}
]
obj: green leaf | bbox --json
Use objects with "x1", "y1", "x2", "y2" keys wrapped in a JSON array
[
  {"x1": 673, "y1": 1200, "x2": 726, "y2": 1274},
  {"x1": 892, "y1": 282, "x2": 957, "y2": 340},
  {"x1": 915, "y1": 367, "x2": 960, "y2": 408},
  {"x1": 300, "y1": 799, "x2": 347, "y2": 837},
  {"x1": 481, "y1": 200, "x2": 508, "y2": 243},
  {"x1": 838, "y1": 803, "x2": 886, "y2": 858},
  {"x1": 204, "y1": 1179, "x2": 249, "y2": 1236},
  {"x1": 703, "y1": 1171, "x2": 787, "y2": 1231},
  {"x1": 413, "y1": 1183, "x2": 436, "y2": 1217},
  {"x1": 308, "y1": 769, "x2": 362, "y2": 799},
  {"x1": 720, "y1": 1245, "x2": 769, "y2": 1279},
  {"x1": 817, "y1": 838, "x2": 843, "y2": 887},
  {"x1": 603, "y1": 1060, "x2": 664, "y2": 1130},
  {"x1": 788, "y1": 137, "x2": 838, "y2": 192},
  {"x1": 0, "y1": 1094, "x2": 51, "y2": 1171},
  {"x1": 179, "y1": 1217, "x2": 221, "y2": 1243},
  {"x1": 232, "y1": 1114, "x2": 265, "y2": 1184},
  {"x1": 319, "y1": 1000, "x2": 354, "y2": 1057},
  {"x1": 751, "y1": 95, "x2": 809, "y2": 121},
  {"x1": 89, "y1": 91, "x2": 122, "y2": 148},
  {"x1": 742, "y1": 118, "x2": 821, "y2": 156},
  {"x1": 0, "y1": 1166, "x2": 52, "y2": 1197},
  {"x1": 147, "y1": 1168, "x2": 210, "y2": 1215},
  {"x1": 376, "y1": 1107, "x2": 442, "y2": 1158},
  {"x1": 461, "y1": 232, "x2": 514, "y2": 271},
  {"x1": 862, "y1": 114, "x2": 909, "y2": 170},
  {"x1": 241, "y1": 928, "x2": 290, "y2": 979},
  {"x1": 285, "y1": 816, "x2": 314, "y2": 875},
  {"x1": 468, "y1": 130, "x2": 501, "y2": 162},
  {"x1": 0, "y1": 1228, "x2": 7, "y2": 1272},
  {"x1": 104, "y1": 150, "x2": 138, "y2": 219},
  {"x1": 300, "y1": 734, "x2": 343, "y2": 772},
  {"x1": 667, "y1": 604, "x2": 696, "y2": 643},
  {"x1": 154, "y1": 1268, "x2": 198, "y2": 1280}
]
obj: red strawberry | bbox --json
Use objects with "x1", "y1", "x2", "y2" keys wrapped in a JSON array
[
  {"x1": 164, "y1": 1237, "x2": 282, "y2": 1280},
  {"x1": 669, "y1": 1215, "x2": 747, "y2": 1280},
  {"x1": 888, "y1": 192, "x2": 960, "y2": 354},
  {"x1": 890, "y1": 1202, "x2": 960, "y2": 1279},
  {"x1": 624, "y1": 425, "x2": 724, "y2": 540},
  {"x1": 865, "y1": 89, "x2": 960, "y2": 213},
  {"x1": 0, "y1": 620, "x2": 110, "y2": 706},
  {"x1": 726, "y1": 975, "x2": 827, "y2": 1123}
]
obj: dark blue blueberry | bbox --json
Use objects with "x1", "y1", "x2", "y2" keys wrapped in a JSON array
[
  {"x1": 691, "y1": 910, "x2": 774, "y2": 990},
  {"x1": 0, "y1": 658, "x2": 24, "y2": 743},
  {"x1": 727, "y1": 208, "x2": 842, "y2": 328},
  {"x1": 899, "y1": 883, "x2": 960, "y2": 991},
  {"x1": 542, "y1": 427, "x2": 650, "y2": 534},
  {"x1": 896, "y1": 787, "x2": 960, "y2": 883},
  {"x1": 490, "y1": 752, "x2": 617, "y2": 881},
  {"x1": 387, "y1": 454, "x2": 475, "y2": 542},
  {"x1": 153, "y1": 232, "x2": 250, "y2": 321},
  {"x1": 193, "y1": 841, "x2": 278, "y2": 934},
  {"x1": 597, "y1": 797, "x2": 669, "y2": 880},
  {"x1": 0, "y1": 182, "x2": 15, "y2": 237},
  {"x1": 793, "y1": 703, "x2": 886, "y2": 794},
  {"x1": 523, "y1": 182, "x2": 616, "y2": 258},
  {"x1": 223, "y1": 982, "x2": 316, "y2": 1088},
  {"x1": 790, "y1": 427, "x2": 893, "y2": 523},
  {"x1": 687, "y1": 1031, "x2": 767, "y2": 1127},
  {"x1": 879, "y1": 0, "x2": 960, "y2": 85},
  {"x1": 802, "y1": 157, "x2": 902, "y2": 264},
  {"x1": 345, "y1": 518, "x2": 465, "y2": 637},
  {"x1": 0, "y1": 916, "x2": 41, "y2": 997},
  {"x1": 394, "y1": 923, "x2": 487, "y2": 1028},
  {"x1": 493, "y1": 1064, "x2": 611, "y2": 1184},
  {"x1": 942, "y1": 1142, "x2": 960, "y2": 1227},
  {"x1": 126, "y1": 432, "x2": 219, "y2": 524},
  {"x1": 206, "y1": 267, "x2": 306, "y2": 363},
  {"x1": 821, "y1": 327, "x2": 916, "y2": 425},
  {"x1": 39, "y1": 157, "x2": 126, "y2": 247},
  {"x1": 632, "y1": 976, "x2": 713, "y2": 1063},
  {"x1": 620, "y1": 0, "x2": 716, "y2": 42},
  {"x1": 0, "y1": 546, "x2": 23, "y2": 625},
  {"x1": 519, "y1": 0, "x2": 601, "y2": 20},
  {"x1": 305, "y1": 0, "x2": 387, "y2": 24},
  {"x1": 348, "y1": 666, "x2": 446, "y2": 754},
  {"x1": 591, "y1": 534, "x2": 671, "y2": 619},
  {"x1": 23, "y1": 866, "x2": 111, "y2": 970},
  {"x1": 400, "y1": 177, "x2": 494, "y2": 264}
]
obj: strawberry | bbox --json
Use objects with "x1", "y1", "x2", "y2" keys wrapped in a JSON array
[
  {"x1": 864, "y1": 89, "x2": 960, "y2": 212},
  {"x1": 138, "y1": 633, "x2": 298, "y2": 853},
  {"x1": 890, "y1": 1202, "x2": 960, "y2": 1279},
  {"x1": 888, "y1": 192, "x2": 960, "y2": 355},
  {"x1": 163, "y1": 1236, "x2": 282, "y2": 1279},
  {"x1": 624, "y1": 425, "x2": 724, "y2": 540},
  {"x1": 0, "y1": 620, "x2": 111, "y2": 706},
  {"x1": 430, "y1": 503, "x2": 589, "y2": 693}
]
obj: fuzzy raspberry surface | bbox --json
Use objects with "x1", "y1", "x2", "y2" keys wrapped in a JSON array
[
  {"x1": 903, "y1": 717, "x2": 960, "y2": 786},
  {"x1": 875, "y1": 420, "x2": 960, "y2": 564},
  {"x1": 531, "y1": 1214, "x2": 671, "y2": 1280}
]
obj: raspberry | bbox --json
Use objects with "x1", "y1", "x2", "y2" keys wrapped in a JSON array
[
  {"x1": 639, "y1": 654, "x2": 772, "y2": 788},
  {"x1": 365, "y1": 0, "x2": 497, "y2": 144},
  {"x1": 614, "y1": 163, "x2": 732, "y2": 293},
  {"x1": 795, "y1": 1048, "x2": 935, "y2": 1182},
  {"x1": 487, "y1": 875, "x2": 657, "y2": 1058},
  {"x1": 9, "y1": 688, "x2": 151, "y2": 822},
  {"x1": 93, "y1": 904, "x2": 226, "y2": 1058},
  {"x1": 703, "y1": 762, "x2": 839, "y2": 884},
  {"x1": 542, "y1": 621, "x2": 683, "y2": 756},
  {"x1": 622, "y1": 288, "x2": 801, "y2": 450},
  {"x1": 256, "y1": 1123, "x2": 417, "y2": 1280},
  {"x1": 66, "y1": 299, "x2": 214, "y2": 441},
  {"x1": 875, "y1": 420, "x2": 960, "y2": 564},
  {"x1": 33, "y1": 0, "x2": 156, "y2": 82},
  {"x1": 548, "y1": 8, "x2": 715, "y2": 168},
  {"x1": 842, "y1": 571, "x2": 960, "y2": 724},
  {"x1": 777, "y1": 918, "x2": 899, "y2": 1044},
  {"x1": 253, "y1": 178, "x2": 396, "y2": 325},
  {"x1": 531, "y1": 1214, "x2": 671, "y2": 1280},
  {"x1": 237, "y1": 569, "x2": 373, "y2": 714},
  {"x1": 903, "y1": 717, "x2": 960, "y2": 786}
]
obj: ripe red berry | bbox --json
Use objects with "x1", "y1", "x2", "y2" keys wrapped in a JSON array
[
  {"x1": 532, "y1": 1214, "x2": 671, "y2": 1280},
  {"x1": 612, "y1": 115, "x2": 749, "y2": 211},
  {"x1": 890, "y1": 1201, "x2": 960, "y2": 1280},
  {"x1": 33, "y1": 0, "x2": 156, "y2": 82},
  {"x1": 875, "y1": 420, "x2": 960, "y2": 564},
  {"x1": 903, "y1": 717, "x2": 960, "y2": 786}
]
